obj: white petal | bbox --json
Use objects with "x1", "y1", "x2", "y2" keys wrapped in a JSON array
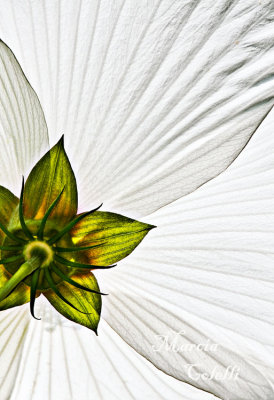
[
  {"x1": 0, "y1": 304, "x2": 217, "y2": 400},
  {"x1": 0, "y1": 40, "x2": 48, "y2": 194},
  {"x1": 0, "y1": 1, "x2": 273, "y2": 213},
  {"x1": 0, "y1": 307, "x2": 29, "y2": 399},
  {"x1": 99, "y1": 108, "x2": 274, "y2": 399}
]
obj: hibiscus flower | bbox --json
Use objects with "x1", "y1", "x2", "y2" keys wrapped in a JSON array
[{"x1": 0, "y1": 1, "x2": 274, "y2": 400}]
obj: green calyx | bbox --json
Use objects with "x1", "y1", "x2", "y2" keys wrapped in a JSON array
[
  {"x1": 0, "y1": 136, "x2": 154, "y2": 332},
  {"x1": 0, "y1": 185, "x2": 106, "y2": 321},
  {"x1": 1, "y1": 184, "x2": 108, "y2": 291}
]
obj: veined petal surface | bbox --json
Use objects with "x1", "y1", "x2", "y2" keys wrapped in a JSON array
[
  {"x1": 0, "y1": 1, "x2": 273, "y2": 214},
  {"x1": 0, "y1": 303, "x2": 218, "y2": 400},
  {"x1": 100, "y1": 108, "x2": 274, "y2": 399},
  {"x1": 0, "y1": 40, "x2": 49, "y2": 194},
  {"x1": 0, "y1": 2, "x2": 274, "y2": 400},
  {"x1": 0, "y1": 307, "x2": 30, "y2": 400}
]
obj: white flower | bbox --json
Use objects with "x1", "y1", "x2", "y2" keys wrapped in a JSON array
[{"x1": 0, "y1": 1, "x2": 274, "y2": 399}]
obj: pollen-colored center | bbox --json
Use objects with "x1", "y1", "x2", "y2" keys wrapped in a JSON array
[{"x1": 24, "y1": 240, "x2": 54, "y2": 268}]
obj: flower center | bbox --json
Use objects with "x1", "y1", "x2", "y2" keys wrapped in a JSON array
[
  {"x1": 1, "y1": 216, "x2": 76, "y2": 290},
  {"x1": 23, "y1": 240, "x2": 54, "y2": 268}
]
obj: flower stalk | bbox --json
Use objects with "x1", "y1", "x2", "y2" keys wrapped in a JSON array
[{"x1": 0, "y1": 256, "x2": 40, "y2": 302}]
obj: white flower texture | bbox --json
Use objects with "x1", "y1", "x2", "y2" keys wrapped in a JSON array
[{"x1": 0, "y1": 1, "x2": 274, "y2": 399}]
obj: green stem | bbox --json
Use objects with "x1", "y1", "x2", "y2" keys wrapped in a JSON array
[{"x1": 0, "y1": 257, "x2": 40, "y2": 302}]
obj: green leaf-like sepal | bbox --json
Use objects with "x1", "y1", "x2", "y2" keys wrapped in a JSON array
[
  {"x1": 70, "y1": 211, "x2": 155, "y2": 266},
  {"x1": 0, "y1": 186, "x2": 18, "y2": 244},
  {"x1": 23, "y1": 136, "x2": 77, "y2": 226},
  {"x1": 43, "y1": 272, "x2": 101, "y2": 333}
]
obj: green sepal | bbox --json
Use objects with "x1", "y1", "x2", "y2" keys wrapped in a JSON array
[
  {"x1": 48, "y1": 204, "x2": 102, "y2": 245},
  {"x1": 19, "y1": 177, "x2": 34, "y2": 240},
  {"x1": 51, "y1": 263, "x2": 106, "y2": 295},
  {"x1": 70, "y1": 211, "x2": 155, "y2": 266},
  {"x1": 54, "y1": 254, "x2": 116, "y2": 269},
  {"x1": 30, "y1": 269, "x2": 41, "y2": 320},
  {"x1": 43, "y1": 272, "x2": 101, "y2": 333},
  {"x1": 23, "y1": 136, "x2": 78, "y2": 226},
  {"x1": 0, "y1": 186, "x2": 19, "y2": 244},
  {"x1": 0, "y1": 266, "x2": 40, "y2": 311},
  {"x1": 37, "y1": 188, "x2": 65, "y2": 240}
]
